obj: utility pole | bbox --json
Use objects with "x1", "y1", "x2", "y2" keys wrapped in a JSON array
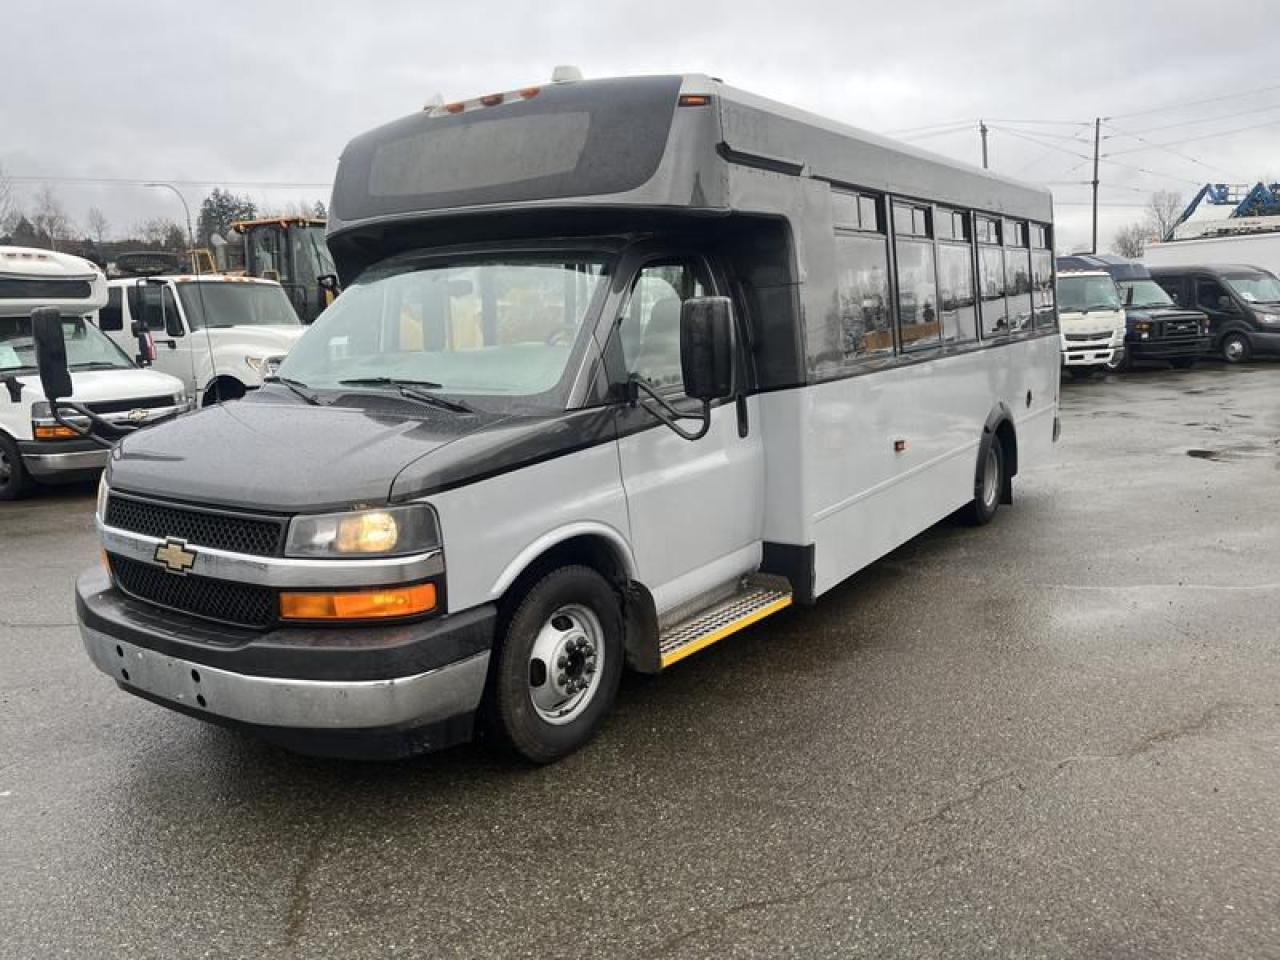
[
  {"x1": 1091, "y1": 117, "x2": 1101, "y2": 254},
  {"x1": 979, "y1": 120, "x2": 989, "y2": 170}
]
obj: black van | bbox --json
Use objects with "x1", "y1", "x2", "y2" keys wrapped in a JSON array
[
  {"x1": 1149, "y1": 264, "x2": 1280, "y2": 363},
  {"x1": 1057, "y1": 254, "x2": 1208, "y2": 369}
]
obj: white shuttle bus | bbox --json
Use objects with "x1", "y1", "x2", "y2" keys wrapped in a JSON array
[
  {"x1": 54, "y1": 74, "x2": 1059, "y2": 762},
  {"x1": 0, "y1": 246, "x2": 188, "y2": 499}
]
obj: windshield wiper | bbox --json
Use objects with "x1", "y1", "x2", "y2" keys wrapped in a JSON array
[
  {"x1": 69, "y1": 361, "x2": 127, "y2": 370},
  {"x1": 262, "y1": 375, "x2": 322, "y2": 406},
  {"x1": 337, "y1": 377, "x2": 472, "y2": 413}
]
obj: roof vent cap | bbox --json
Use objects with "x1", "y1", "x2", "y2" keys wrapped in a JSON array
[{"x1": 551, "y1": 65, "x2": 583, "y2": 83}]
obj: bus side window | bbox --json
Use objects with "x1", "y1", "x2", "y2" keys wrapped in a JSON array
[{"x1": 620, "y1": 261, "x2": 708, "y2": 393}]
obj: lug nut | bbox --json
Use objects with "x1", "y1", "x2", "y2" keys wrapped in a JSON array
[
  {"x1": 557, "y1": 673, "x2": 568, "y2": 687},
  {"x1": 557, "y1": 655, "x2": 568, "y2": 669}
]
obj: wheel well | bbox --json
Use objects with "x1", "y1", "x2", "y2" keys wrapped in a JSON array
[
  {"x1": 203, "y1": 376, "x2": 246, "y2": 406},
  {"x1": 497, "y1": 535, "x2": 629, "y2": 619},
  {"x1": 994, "y1": 419, "x2": 1018, "y2": 478}
]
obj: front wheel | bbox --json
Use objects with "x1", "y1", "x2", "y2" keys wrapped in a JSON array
[
  {"x1": 489, "y1": 565, "x2": 624, "y2": 763},
  {"x1": 1105, "y1": 351, "x2": 1129, "y2": 372},
  {"x1": 0, "y1": 434, "x2": 33, "y2": 501},
  {"x1": 962, "y1": 437, "x2": 1004, "y2": 526},
  {"x1": 1221, "y1": 333, "x2": 1251, "y2": 364}
]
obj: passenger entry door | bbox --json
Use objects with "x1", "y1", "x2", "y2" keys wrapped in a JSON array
[{"x1": 610, "y1": 256, "x2": 765, "y2": 616}]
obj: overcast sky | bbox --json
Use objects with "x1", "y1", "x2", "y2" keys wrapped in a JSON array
[{"x1": 5, "y1": 0, "x2": 1280, "y2": 252}]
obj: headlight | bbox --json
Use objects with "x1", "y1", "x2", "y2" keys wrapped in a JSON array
[
  {"x1": 244, "y1": 355, "x2": 268, "y2": 374},
  {"x1": 285, "y1": 504, "x2": 441, "y2": 558},
  {"x1": 96, "y1": 474, "x2": 109, "y2": 522},
  {"x1": 1259, "y1": 313, "x2": 1280, "y2": 325}
]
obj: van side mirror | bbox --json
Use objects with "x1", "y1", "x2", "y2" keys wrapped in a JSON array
[
  {"x1": 32, "y1": 307, "x2": 72, "y2": 402},
  {"x1": 1124, "y1": 287, "x2": 1134, "y2": 306},
  {"x1": 1218, "y1": 295, "x2": 1236, "y2": 313},
  {"x1": 680, "y1": 296, "x2": 736, "y2": 401}
]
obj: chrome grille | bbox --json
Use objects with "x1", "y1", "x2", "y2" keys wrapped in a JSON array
[
  {"x1": 110, "y1": 555, "x2": 276, "y2": 629},
  {"x1": 105, "y1": 493, "x2": 285, "y2": 557}
]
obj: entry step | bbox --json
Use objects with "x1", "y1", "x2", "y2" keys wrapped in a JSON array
[{"x1": 659, "y1": 575, "x2": 792, "y2": 668}]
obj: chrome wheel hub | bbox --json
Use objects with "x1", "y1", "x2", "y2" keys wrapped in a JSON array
[
  {"x1": 528, "y1": 603, "x2": 603, "y2": 725},
  {"x1": 1225, "y1": 338, "x2": 1245, "y2": 361}
]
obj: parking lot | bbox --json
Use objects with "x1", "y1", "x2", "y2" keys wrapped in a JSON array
[{"x1": 1, "y1": 364, "x2": 1278, "y2": 959}]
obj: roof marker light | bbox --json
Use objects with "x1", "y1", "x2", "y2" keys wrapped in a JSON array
[
  {"x1": 518, "y1": 86, "x2": 541, "y2": 99},
  {"x1": 480, "y1": 93, "x2": 505, "y2": 107},
  {"x1": 679, "y1": 94, "x2": 712, "y2": 107},
  {"x1": 443, "y1": 101, "x2": 465, "y2": 114}
]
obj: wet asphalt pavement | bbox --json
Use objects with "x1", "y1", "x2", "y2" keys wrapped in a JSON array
[{"x1": 2, "y1": 363, "x2": 1279, "y2": 959}]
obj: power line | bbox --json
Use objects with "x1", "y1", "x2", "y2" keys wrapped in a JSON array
[
  {"x1": 1104, "y1": 117, "x2": 1280, "y2": 156},
  {"x1": 1102, "y1": 125, "x2": 1245, "y2": 181},
  {"x1": 900, "y1": 125, "x2": 977, "y2": 143},
  {"x1": 4, "y1": 173, "x2": 331, "y2": 189},
  {"x1": 1108, "y1": 82, "x2": 1280, "y2": 121},
  {"x1": 1097, "y1": 156, "x2": 1203, "y2": 187},
  {"x1": 988, "y1": 124, "x2": 1093, "y2": 162},
  {"x1": 883, "y1": 118, "x2": 978, "y2": 136},
  {"x1": 1109, "y1": 99, "x2": 1280, "y2": 137}
]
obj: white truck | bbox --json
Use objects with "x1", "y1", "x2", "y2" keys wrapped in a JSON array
[
  {"x1": 1056, "y1": 269, "x2": 1127, "y2": 379},
  {"x1": 0, "y1": 247, "x2": 188, "y2": 499},
  {"x1": 97, "y1": 275, "x2": 305, "y2": 407},
  {"x1": 1145, "y1": 228, "x2": 1280, "y2": 276}
]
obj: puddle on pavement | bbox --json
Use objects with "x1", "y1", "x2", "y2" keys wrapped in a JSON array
[{"x1": 1186, "y1": 442, "x2": 1279, "y2": 462}]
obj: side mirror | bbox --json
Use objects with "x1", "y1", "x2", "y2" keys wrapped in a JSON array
[
  {"x1": 131, "y1": 322, "x2": 156, "y2": 366},
  {"x1": 318, "y1": 273, "x2": 340, "y2": 309},
  {"x1": 1125, "y1": 287, "x2": 1134, "y2": 306},
  {"x1": 32, "y1": 307, "x2": 72, "y2": 402},
  {"x1": 1218, "y1": 295, "x2": 1235, "y2": 313},
  {"x1": 679, "y1": 297, "x2": 736, "y2": 401}
]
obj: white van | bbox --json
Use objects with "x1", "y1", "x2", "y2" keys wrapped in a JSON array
[
  {"x1": 1056, "y1": 270, "x2": 1127, "y2": 378},
  {"x1": 0, "y1": 247, "x2": 188, "y2": 499},
  {"x1": 98, "y1": 275, "x2": 304, "y2": 407}
]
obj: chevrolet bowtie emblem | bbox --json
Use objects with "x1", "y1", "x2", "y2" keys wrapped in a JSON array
[
  {"x1": 154, "y1": 538, "x2": 197, "y2": 575},
  {"x1": 127, "y1": 409, "x2": 149, "y2": 423}
]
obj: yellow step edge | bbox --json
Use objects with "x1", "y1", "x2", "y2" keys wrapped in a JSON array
[{"x1": 659, "y1": 595, "x2": 793, "y2": 669}]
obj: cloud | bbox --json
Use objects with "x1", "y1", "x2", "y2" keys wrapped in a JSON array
[{"x1": 3, "y1": 0, "x2": 1278, "y2": 251}]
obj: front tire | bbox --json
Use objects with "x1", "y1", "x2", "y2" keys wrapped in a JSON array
[
  {"x1": 0, "y1": 434, "x2": 33, "y2": 501},
  {"x1": 962, "y1": 437, "x2": 1004, "y2": 526},
  {"x1": 1221, "y1": 332, "x2": 1251, "y2": 364},
  {"x1": 489, "y1": 565, "x2": 624, "y2": 764}
]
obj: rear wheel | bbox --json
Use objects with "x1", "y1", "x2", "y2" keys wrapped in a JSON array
[
  {"x1": 962, "y1": 437, "x2": 1004, "y2": 526},
  {"x1": 0, "y1": 434, "x2": 33, "y2": 501},
  {"x1": 1221, "y1": 333, "x2": 1251, "y2": 364},
  {"x1": 1169, "y1": 357, "x2": 1197, "y2": 370},
  {"x1": 489, "y1": 565, "x2": 624, "y2": 763}
]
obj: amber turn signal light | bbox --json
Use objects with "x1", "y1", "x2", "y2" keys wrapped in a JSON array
[
  {"x1": 279, "y1": 583, "x2": 437, "y2": 621},
  {"x1": 34, "y1": 424, "x2": 79, "y2": 440}
]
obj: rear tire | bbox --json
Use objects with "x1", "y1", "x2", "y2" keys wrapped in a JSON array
[
  {"x1": 962, "y1": 436, "x2": 1004, "y2": 526},
  {"x1": 1221, "y1": 333, "x2": 1251, "y2": 364},
  {"x1": 0, "y1": 434, "x2": 33, "y2": 501},
  {"x1": 488, "y1": 565, "x2": 624, "y2": 764},
  {"x1": 1169, "y1": 357, "x2": 1197, "y2": 370}
]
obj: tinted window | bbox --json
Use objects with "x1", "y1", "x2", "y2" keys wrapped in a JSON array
[
  {"x1": 1031, "y1": 250, "x2": 1055, "y2": 328},
  {"x1": 1005, "y1": 248, "x2": 1032, "y2": 331},
  {"x1": 978, "y1": 246, "x2": 1007, "y2": 335},
  {"x1": 938, "y1": 243, "x2": 977, "y2": 344},
  {"x1": 620, "y1": 260, "x2": 708, "y2": 393},
  {"x1": 1196, "y1": 277, "x2": 1233, "y2": 313},
  {"x1": 132, "y1": 285, "x2": 181, "y2": 332},
  {"x1": 895, "y1": 239, "x2": 939, "y2": 350},
  {"x1": 1224, "y1": 271, "x2": 1280, "y2": 304},
  {"x1": 98, "y1": 287, "x2": 123, "y2": 331},
  {"x1": 1155, "y1": 276, "x2": 1186, "y2": 306},
  {"x1": 333, "y1": 76, "x2": 682, "y2": 221},
  {"x1": 832, "y1": 234, "x2": 892, "y2": 364}
]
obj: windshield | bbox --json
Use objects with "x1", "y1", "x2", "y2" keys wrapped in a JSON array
[
  {"x1": 176, "y1": 282, "x2": 301, "y2": 329},
  {"x1": 1224, "y1": 271, "x2": 1280, "y2": 304},
  {"x1": 0, "y1": 314, "x2": 134, "y2": 374},
  {"x1": 1057, "y1": 275, "x2": 1121, "y2": 313},
  {"x1": 1118, "y1": 279, "x2": 1174, "y2": 308},
  {"x1": 278, "y1": 255, "x2": 609, "y2": 413}
]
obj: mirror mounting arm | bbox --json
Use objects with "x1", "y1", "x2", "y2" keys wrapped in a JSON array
[{"x1": 628, "y1": 376, "x2": 712, "y2": 442}]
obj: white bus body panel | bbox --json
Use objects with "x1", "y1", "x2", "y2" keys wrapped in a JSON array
[
  {"x1": 797, "y1": 336, "x2": 1058, "y2": 597},
  {"x1": 0, "y1": 369, "x2": 185, "y2": 443}
]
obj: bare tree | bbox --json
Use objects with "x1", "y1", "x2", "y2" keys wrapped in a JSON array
[
  {"x1": 1145, "y1": 190, "x2": 1183, "y2": 241},
  {"x1": 0, "y1": 163, "x2": 19, "y2": 235},
  {"x1": 133, "y1": 217, "x2": 186, "y2": 249},
  {"x1": 31, "y1": 184, "x2": 73, "y2": 250},
  {"x1": 87, "y1": 206, "x2": 110, "y2": 245},
  {"x1": 1111, "y1": 223, "x2": 1148, "y2": 259}
]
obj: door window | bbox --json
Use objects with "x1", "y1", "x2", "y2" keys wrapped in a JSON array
[
  {"x1": 1196, "y1": 277, "x2": 1234, "y2": 314},
  {"x1": 619, "y1": 260, "x2": 709, "y2": 393},
  {"x1": 130, "y1": 285, "x2": 182, "y2": 332}
]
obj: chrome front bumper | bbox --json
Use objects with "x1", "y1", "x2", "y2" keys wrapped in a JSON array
[
  {"x1": 81, "y1": 625, "x2": 490, "y2": 730},
  {"x1": 23, "y1": 446, "x2": 109, "y2": 477}
]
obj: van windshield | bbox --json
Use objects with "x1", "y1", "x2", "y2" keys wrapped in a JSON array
[
  {"x1": 1224, "y1": 271, "x2": 1280, "y2": 304},
  {"x1": 277, "y1": 254, "x2": 610, "y2": 413},
  {"x1": 1057, "y1": 275, "x2": 1121, "y2": 313},
  {"x1": 0, "y1": 314, "x2": 134, "y2": 374},
  {"x1": 1117, "y1": 279, "x2": 1174, "y2": 308},
  {"x1": 176, "y1": 282, "x2": 301, "y2": 329}
]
